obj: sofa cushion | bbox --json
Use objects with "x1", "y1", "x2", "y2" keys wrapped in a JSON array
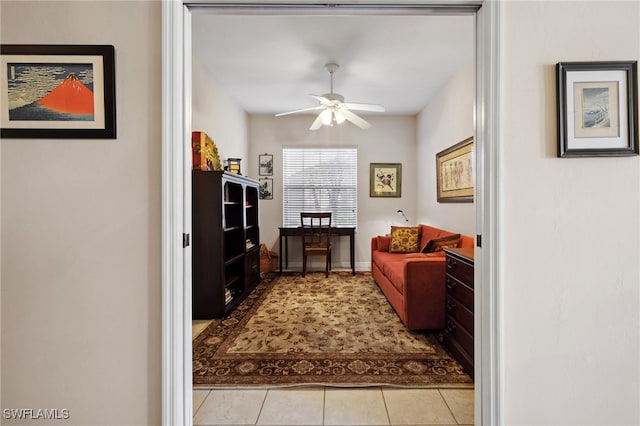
[
  {"x1": 422, "y1": 234, "x2": 461, "y2": 253},
  {"x1": 382, "y1": 260, "x2": 406, "y2": 294},
  {"x1": 419, "y1": 225, "x2": 444, "y2": 252},
  {"x1": 376, "y1": 236, "x2": 391, "y2": 252},
  {"x1": 372, "y1": 250, "x2": 405, "y2": 267},
  {"x1": 404, "y1": 252, "x2": 446, "y2": 259},
  {"x1": 389, "y1": 226, "x2": 420, "y2": 253}
]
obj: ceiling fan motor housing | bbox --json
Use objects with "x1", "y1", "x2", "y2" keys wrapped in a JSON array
[{"x1": 322, "y1": 93, "x2": 344, "y2": 103}]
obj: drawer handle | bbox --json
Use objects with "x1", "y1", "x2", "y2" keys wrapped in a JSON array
[
  {"x1": 446, "y1": 300, "x2": 457, "y2": 311},
  {"x1": 446, "y1": 259, "x2": 457, "y2": 269},
  {"x1": 446, "y1": 278, "x2": 456, "y2": 290}
]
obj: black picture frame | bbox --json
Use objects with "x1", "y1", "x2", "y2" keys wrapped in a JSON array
[
  {"x1": 259, "y1": 153, "x2": 273, "y2": 176},
  {"x1": 259, "y1": 178, "x2": 273, "y2": 200},
  {"x1": 557, "y1": 61, "x2": 638, "y2": 157},
  {"x1": 1, "y1": 44, "x2": 116, "y2": 139}
]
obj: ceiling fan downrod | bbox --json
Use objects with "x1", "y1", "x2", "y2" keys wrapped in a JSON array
[{"x1": 324, "y1": 63, "x2": 343, "y2": 103}]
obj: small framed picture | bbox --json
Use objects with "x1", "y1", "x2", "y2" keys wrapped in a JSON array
[
  {"x1": 1, "y1": 44, "x2": 116, "y2": 139},
  {"x1": 259, "y1": 178, "x2": 273, "y2": 200},
  {"x1": 436, "y1": 136, "x2": 474, "y2": 203},
  {"x1": 369, "y1": 163, "x2": 402, "y2": 197},
  {"x1": 259, "y1": 154, "x2": 273, "y2": 176},
  {"x1": 557, "y1": 61, "x2": 638, "y2": 157}
]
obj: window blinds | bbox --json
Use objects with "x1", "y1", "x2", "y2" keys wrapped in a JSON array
[{"x1": 282, "y1": 147, "x2": 357, "y2": 228}]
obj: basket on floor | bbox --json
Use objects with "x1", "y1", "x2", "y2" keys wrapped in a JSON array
[{"x1": 259, "y1": 243, "x2": 278, "y2": 274}]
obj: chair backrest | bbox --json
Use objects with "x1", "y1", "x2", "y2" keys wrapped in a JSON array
[{"x1": 300, "y1": 212, "x2": 332, "y2": 248}]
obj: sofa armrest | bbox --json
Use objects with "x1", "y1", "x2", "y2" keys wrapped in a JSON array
[
  {"x1": 402, "y1": 257, "x2": 447, "y2": 329},
  {"x1": 371, "y1": 236, "x2": 381, "y2": 251}
]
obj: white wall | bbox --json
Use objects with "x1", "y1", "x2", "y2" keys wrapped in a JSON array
[
  {"x1": 502, "y1": 1, "x2": 639, "y2": 425},
  {"x1": 0, "y1": 2, "x2": 161, "y2": 425},
  {"x1": 416, "y1": 60, "x2": 475, "y2": 236},
  {"x1": 192, "y1": 57, "x2": 249, "y2": 163},
  {"x1": 248, "y1": 115, "x2": 417, "y2": 270}
]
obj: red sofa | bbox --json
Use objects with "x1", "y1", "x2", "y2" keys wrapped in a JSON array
[{"x1": 370, "y1": 224, "x2": 474, "y2": 330}]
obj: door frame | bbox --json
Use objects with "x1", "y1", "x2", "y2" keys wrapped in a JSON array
[{"x1": 161, "y1": 1, "x2": 503, "y2": 425}]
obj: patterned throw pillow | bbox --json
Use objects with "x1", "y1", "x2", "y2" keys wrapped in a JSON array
[
  {"x1": 389, "y1": 226, "x2": 421, "y2": 253},
  {"x1": 422, "y1": 234, "x2": 461, "y2": 253}
]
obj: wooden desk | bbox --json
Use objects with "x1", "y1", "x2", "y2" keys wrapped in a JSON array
[{"x1": 278, "y1": 226, "x2": 355, "y2": 275}]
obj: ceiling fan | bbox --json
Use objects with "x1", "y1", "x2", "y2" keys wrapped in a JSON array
[{"x1": 275, "y1": 62, "x2": 385, "y2": 130}]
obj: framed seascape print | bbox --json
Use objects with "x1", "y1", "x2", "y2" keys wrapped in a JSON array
[
  {"x1": 1, "y1": 44, "x2": 116, "y2": 139},
  {"x1": 369, "y1": 163, "x2": 402, "y2": 197},
  {"x1": 557, "y1": 61, "x2": 638, "y2": 157},
  {"x1": 259, "y1": 154, "x2": 273, "y2": 176},
  {"x1": 436, "y1": 136, "x2": 474, "y2": 203},
  {"x1": 259, "y1": 178, "x2": 273, "y2": 200}
]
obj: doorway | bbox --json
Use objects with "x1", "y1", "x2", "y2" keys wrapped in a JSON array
[{"x1": 162, "y1": 2, "x2": 501, "y2": 425}]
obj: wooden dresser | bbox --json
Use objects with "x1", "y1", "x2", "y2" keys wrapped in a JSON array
[{"x1": 443, "y1": 247, "x2": 474, "y2": 379}]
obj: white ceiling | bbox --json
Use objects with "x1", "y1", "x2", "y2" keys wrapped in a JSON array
[{"x1": 192, "y1": 13, "x2": 475, "y2": 116}]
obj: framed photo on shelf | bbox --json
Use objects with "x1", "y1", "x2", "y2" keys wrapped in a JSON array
[
  {"x1": 1, "y1": 44, "x2": 116, "y2": 139},
  {"x1": 556, "y1": 61, "x2": 638, "y2": 157},
  {"x1": 259, "y1": 178, "x2": 273, "y2": 200},
  {"x1": 259, "y1": 154, "x2": 273, "y2": 176},
  {"x1": 436, "y1": 136, "x2": 474, "y2": 203},
  {"x1": 369, "y1": 163, "x2": 402, "y2": 197}
]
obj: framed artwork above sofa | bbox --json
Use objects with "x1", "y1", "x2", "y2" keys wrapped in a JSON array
[
  {"x1": 436, "y1": 136, "x2": 474, "y2": 203},
  {"x1": 370, "y1": 162, "x2": 402, "y2": 197}
]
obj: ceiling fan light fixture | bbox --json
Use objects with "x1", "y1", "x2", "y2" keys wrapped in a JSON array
[
  {"x1": 276, "y1": 62, "x2": 384, "y2": 131},
  {"x1": 320, "y1": 109, "x2": 333, "y2": 125}
]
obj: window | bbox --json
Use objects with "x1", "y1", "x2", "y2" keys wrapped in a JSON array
[{"x1": 282, "y1": 147, "x2": 357, "y2": 228}]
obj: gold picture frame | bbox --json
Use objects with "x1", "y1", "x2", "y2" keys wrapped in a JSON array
[
  {"x1": 369, "y1": 163, "x2": 402, "y2": 198},
  {"x1": 436, "y1": 136, "x2": 474, "y2": 203}
]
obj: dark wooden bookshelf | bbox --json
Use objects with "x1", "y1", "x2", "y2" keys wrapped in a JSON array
[{"x1": 192, "y1": 170, "x2": 261, "y2": 319}]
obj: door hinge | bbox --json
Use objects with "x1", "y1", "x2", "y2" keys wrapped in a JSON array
[
  {"x1": 183, "y1": 233, "x2": 190, "y2": 248},
  {"x1": 476, "y1": 234, "x2": 482, "y2": 248}
]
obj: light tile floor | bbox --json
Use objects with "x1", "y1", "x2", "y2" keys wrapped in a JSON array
[
  {"x1": 193, "y1": 387, "x2": 474, "y2": 426},
  {"x1": 193, "y1": 321, "x2": 474, "y2": 426}
]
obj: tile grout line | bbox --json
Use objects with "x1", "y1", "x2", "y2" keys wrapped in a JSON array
[
  {"x1": 437, "y1": 389, "x2": 460, "y2": 425},
  {"x1": 379, "y1": 387, "x2": 392, "y2": 426},
  {"x1": 254, "y1": 389, "x2": 270, "y2": 425},
  {"x1": 322, "y1": 387, "x2": 326, "y2": 426},
  {"x1": 192, "y1": 389, "x2": 211, "y2": 422}
]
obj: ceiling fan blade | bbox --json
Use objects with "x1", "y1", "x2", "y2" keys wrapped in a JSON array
[
  {"x1": 341, "y1": 109, "x2": 372, "y2": 130},
  {"x1": 275, "y1": 106, "x2": 323, "y2": 117},
  {"x1": 310, "y1": 95, "x2": 335, "y2": 107},
  {"x1": 344, "y1": 102, "x2": 385, "y2": 112},
  {"x1": 309, "y1": 113, "x2": 324, "y2": 130}
]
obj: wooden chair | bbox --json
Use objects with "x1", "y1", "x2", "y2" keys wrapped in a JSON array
[{"x1": 300, "y1": 212, "x2": 332, "y2": 277}]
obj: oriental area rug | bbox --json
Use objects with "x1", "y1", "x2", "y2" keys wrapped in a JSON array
[{"x1": 193, "y1": 271, "x2": 473, "y2": 388}]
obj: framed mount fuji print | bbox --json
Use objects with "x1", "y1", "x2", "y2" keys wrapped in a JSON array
[
  {"x1": 556, "y1": 61, "x2": 638, "y2": 157},
  {"x1": 1, "y1": 44, "x2": 116, "y2": 139}
]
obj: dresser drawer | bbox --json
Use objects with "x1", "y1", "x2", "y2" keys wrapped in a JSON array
[
  {"x1": 446, "y1": 295, "x2": 473, "y2": 334},
  {"x1": 442, "y1": 333, "x2": 474, "y2": 379},
  {"x1": 446, "y1": 255, "x2": 474, "y2": 287},
  {"x1": 445, "y1": 316, "x2": 474, "y2": 358},
  {"x1": 446, "y1": 275, "x2": 473, "y2": 312}
]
